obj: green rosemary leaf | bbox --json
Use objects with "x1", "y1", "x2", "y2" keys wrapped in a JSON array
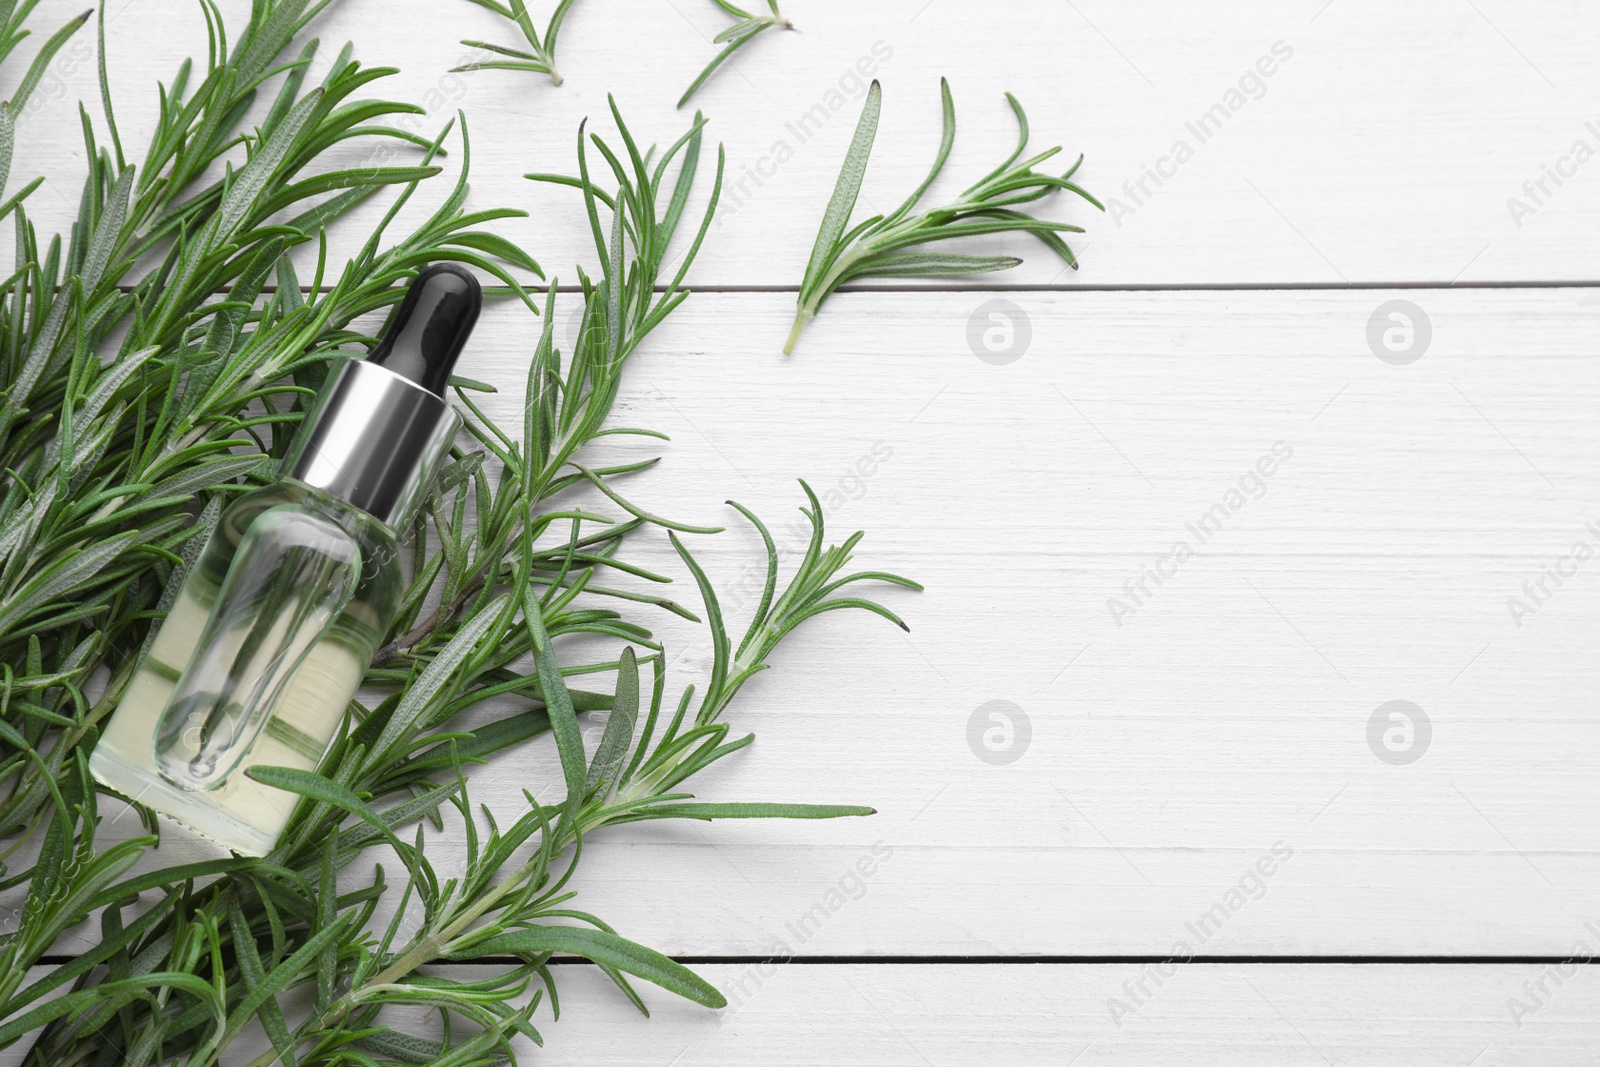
[
  {"x1": 6, "y1": 887, "x2": 179, "y2": 1010},
  {"x1": 8, "y1": 738, "x2": 77, "y2": 913},
  {"x1": 572, "y1": 465, "x2": 723, "y2": 535},
  {"x1": 455, "y1": 39, "x2": 539, "y2": 65},
  {"x1": 840, "y1": 251, "x2": 1022, "y2": 282},
  {"x1": 375, "y1": 739, "x2": 500, "y2": 799},
  {"x1": 800, "y1": 78, "x2": 880, "y2": 303},
  {"x1": 0, "y1": 482, "x2": 57, "y2": 566},
  {"x1": 5, "y1": 8, "x2": 88, "y2": 114},
  {"x1": 73, "y1": 345, "x2": 160, "y2": 426},
  {"x1": 217, "y1": 90, "x2": 325, "y2": 237},
  {"x1": 0, "y1": 973, "x2": 214, "y2": 1046},
  {"x1": 78, "y1": 165, "x2": 133, "y2": 293},
  {"x1": 350, "y1": 1029, "x2": 448, "y2": 1064},
  {"x1": 17, "y1": 834, "x2": 150, "y2": 978},
  {"x1": 368, "y1": 599, "x2": 506, "y2": 769},
  {"x1": 677, "y1": 0, "x2": 795, "y2": 108},
  {"x1": 145, "y1": 453, "x2": 268, "y2": 500},
  {"x1": 452, "y1": 58, "x2": 552, "y2": 74},
  {"x1": 543, "y1": 0, "x2": 578, "y2": 60},
  {"x1": 509, "y1": 0, "x2": 543, "y2": 50},
  {"x1": 214, "y1": 913, "x2": 351, "y2": 1054},
  {"x1": 261, "y1": 38, "x2": 319, "y2": 139},
  {"x1": 0, "y1": 173, "x2": 39, "y2": 224},
  {"x1": 667, "y1": 532, "x2": 731, "y2": 717},
  {"x1": 0, "y1": 529, "x2": 139, "y2": 633},
  {"x1": 523, "y1": 589, "x2": 586, "y2": 831},
  {"x1": 880, "y1": 76, "x2": 955, "y2": 230},
  {"x1": 619, "y1": 653, "x2": 667, "y2": 789},
  {"x1": 225, "y1": 895, "x2": 298, "y2": 1066},
  {"x1": 448, "y1": 230, "x2": 541, "y2": 274},
  {"x1": 247, "y1": 766, "x2": 418, "y2": 863},
  {"x1": 583, "y1": 646, "x2": 637, "y2": 802},
  {"x1": 712, "y1": 18, "x2": 764, "y2": 45},
  {"x1": 584, "y1": 962, "x2": 645, "y2": 1017},
  {"x1": 315, "y1": 825, "x2": 339, "y2": 1014},
  {"x1": 676, "y1": 29, "x2": 758, "y2": 110},
  {"x1": 335, "y1": 780, "x2": 463, "y2": 853},
  {"x1": 457, "y1": 709, "x2": 556, "y2": 760},
  {"x1": 778, "y1": 593, "x2": 912, "y2": 633},
  {"x1": 86, "y1": 858, "x2": 254, "y2": 912},
  {"x1": 452, "y1": 925, "x2": 726, "y2": 1008},
  {"x1": 0, "y1": 104, "x2": 13, "y2": 201},
  {"x1": 261, "y1": 164, "x2": 442, "y2": 215}
]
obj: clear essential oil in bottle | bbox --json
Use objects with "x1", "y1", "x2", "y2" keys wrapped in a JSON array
[{"x1": 91, "y1": 265, "x2": 482, "y2": 856}]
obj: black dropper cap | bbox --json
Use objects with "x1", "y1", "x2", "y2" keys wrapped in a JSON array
[{"x1": 368, "y1": 264, "x2": 482, "y2": 395}]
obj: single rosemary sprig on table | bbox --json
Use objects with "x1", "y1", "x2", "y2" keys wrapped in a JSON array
[
  {"x1": 786, "y1": 77, "x2": 1104, "y2": 354},
  {"x1": 455, "y1": 0, "x2": 579, "y2": 85},
  {"x1": 678, "y1": 0, "x2": 796, "y2": 108}
]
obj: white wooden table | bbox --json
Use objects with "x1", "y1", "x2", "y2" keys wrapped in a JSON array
[{"x1": 10, "y1": 0, "x2": 1600, "y2": 1062}]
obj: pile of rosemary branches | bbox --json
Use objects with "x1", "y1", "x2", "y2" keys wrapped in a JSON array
[{"x1": 0, "y1": 1, "x2": 914, "y2": 1063}]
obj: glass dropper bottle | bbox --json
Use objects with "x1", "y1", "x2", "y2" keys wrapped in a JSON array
[{"x1": 91, "y1": 264, "x2": 482, "y2": 856}]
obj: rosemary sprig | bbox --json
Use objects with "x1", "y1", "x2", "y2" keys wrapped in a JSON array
[
  {"x1": 677, "y1": 0, "x2": 796, "y2": 108},
  {"x1": 455, "y1": 0, "x2": 579, "y2": 85},
  {"x1": 786, "y1": 77, "x2": 1104, "y2": 353}
]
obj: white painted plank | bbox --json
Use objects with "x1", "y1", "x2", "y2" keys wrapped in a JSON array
[
  {"x1": 519, "y1": 963, "x2": 1600, "y2": 1066},
  {"x1": 5, "y1": 0, "x2": 1599, "y2": 286},
  {"x1": 9, "y1": 963, "x2": 1585, "y2": 1067},
  {"x1": 26, "y1": 286, "x2": 1600, "y2": 957}
]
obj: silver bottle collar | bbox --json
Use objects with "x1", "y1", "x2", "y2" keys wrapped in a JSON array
[{"x1": 282, "y1": 358, "x2": 461, "y2": 530}]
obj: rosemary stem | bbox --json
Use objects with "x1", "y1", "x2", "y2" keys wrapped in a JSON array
[
  {"x1": 251, "y1": 828, "x2": 568, "y2": 1067},
  {"x1": 782, "y1": 309, "x2": 810, "y2": 355}
]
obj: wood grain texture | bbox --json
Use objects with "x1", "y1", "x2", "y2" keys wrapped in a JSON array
[
  {"x1": 5, "y1": 0, "x2": 1600, "y2": 286},
  {"x1": 17, "y1": 962, "x2": 1585, "y2": 1067},
  {"x1": 510, "y1": 962, "x2": 1600, "y2": 1066},
  {"x1": 7, "y1": 962, "x2": 1596, "y2": 1065}
]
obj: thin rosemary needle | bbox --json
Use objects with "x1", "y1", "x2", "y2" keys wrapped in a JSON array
[{"x1": 678, "y1": 0, "x2": 798, "y2": 108}]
